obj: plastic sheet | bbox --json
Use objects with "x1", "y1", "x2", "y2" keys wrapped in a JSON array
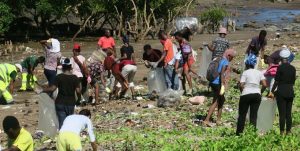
[
  {"x1": 157, "y1": 89, "x2": 184, "y2": 108},
  {"x1": 257, "y1": 97, "x2": 277, "y2": 133},
  {"x1": 86, "y1": 50, "x2": 107, "y2": 65},
  {"x1": 175, "y1": 17, "x2": 199, "y2": 33},
  {"x1": 38, "y1": 93, "x2": 59, "y2": 138},
  {"x1": 198, "y1": 46, "x2": 212, "y2": 78},
  {"x1": 147, "y1": 68, "x2": 167, "y2": 93}
]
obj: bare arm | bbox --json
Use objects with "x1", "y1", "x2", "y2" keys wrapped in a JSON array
[
  {"x1": 131, "y1": 52, "x2": 136, "y2": 63},
  {"x1": 220, "y1": 65, "x2": 227, "y2": 85},
  {"x1": 9, "y1": 80, "x2": 15, "y2": 94},
  {"x1": 261, "y1": 79, "x2": 267, "y2": 88},
  {"x1": 157, "y1": 51, "x2": 166, "y2": 66},
  {"x1": 43, "y1": 85, "x2": 57, "y2": 92},
  {"x1": 91, "y1": 142, "x2": 97, "y2": 151},
  {"x1": 207, "y1": 44, "x2": 215, "y2": 52}
]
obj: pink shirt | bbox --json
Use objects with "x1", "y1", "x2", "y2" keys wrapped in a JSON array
[
  {"x1": 70, "y1": 55, "x2": 86, "y2": 78},
  {"x1": 98, "y1": 36, "x2": 115, "y2": 49},
  {"x1": 44, "y1": 48, "x2": 61, "y2": 71}
]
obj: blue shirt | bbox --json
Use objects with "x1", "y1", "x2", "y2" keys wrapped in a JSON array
[{"x1": 212, "y1": 58, "x2": 229, "y2": 84}]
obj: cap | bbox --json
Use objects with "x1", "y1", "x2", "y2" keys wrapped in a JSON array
[
  {"x1": 73, "y1": 43, "x2": 81, "y2": 51},
  {"x1": 15, "y1": 64, "x2": 22, "y2": 72},
  {"x1": 62, "y1": 58, "x2": 72, "y2": 66},
  {"x1": 218, "y1": 27, "x2": 227, "y2": 35},
  {"x1": 280, "y1": 48, "x2": 291, "y2": 58}
]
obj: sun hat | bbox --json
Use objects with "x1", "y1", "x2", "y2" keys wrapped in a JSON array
[
  {"x1": 280, "y1": 48, "x2": 291, "y2": 58},
  {"x1": 218, "y1": 27, "x2": 227, "y2": 35}
]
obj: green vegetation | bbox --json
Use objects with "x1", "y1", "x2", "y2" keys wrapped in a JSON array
[
  {"x1": 0, "y1": 0, "x2": 191, "y2": 40},
  {"x1": 200, "y1": 6, "x2": 228, "y2": 33},
  {"x1": 0, "y1": 2, "x2": 13, "y2": 34},
  {"x1": 72, "y1": 79, "x2": 300, "y2": 150}
]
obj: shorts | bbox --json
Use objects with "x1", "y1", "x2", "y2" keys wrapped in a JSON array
[
  {"x1": 116, "y1": 65, "x2": 137, "y2": 88},
  {"x1": 56, "y1": 131, "x2": 82, "y2": 151},
  {"x1": 210, "y1": 83, "x2": 225, "y2": 108},
  {"x1": 183, "y1": 56, "x2": 195, "y2": 71}
]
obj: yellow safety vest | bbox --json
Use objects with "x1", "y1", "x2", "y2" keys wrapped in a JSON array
[{"x1": 0, "y1": 64, "x2": 17, "y2": 85}]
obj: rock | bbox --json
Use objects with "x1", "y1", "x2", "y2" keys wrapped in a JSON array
[
  {"x1": 243, "y1": 21, "x2": 260, "y2": 28},
  {"x1": 294, "y1": 15, "x2": 300, "y2": 23},
  {"x1": 283, "y1": 23, "x2": 300, "y2": 31},
  {"x1": 258, "y1": 25, "x2": 281, "y2": 32},
  {"x1": 188, "y1": 96, "x2": 206, "y2": 105}
]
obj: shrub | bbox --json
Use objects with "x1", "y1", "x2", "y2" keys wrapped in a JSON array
[{"x1": 200, "y1": 6, "x2": 228, "y2": 33}]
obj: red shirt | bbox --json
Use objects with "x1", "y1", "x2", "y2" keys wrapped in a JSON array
[{"x1": 98, "y1": 36, "x2": 115, "y2": 49}]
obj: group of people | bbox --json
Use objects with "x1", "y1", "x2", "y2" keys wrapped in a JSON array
[{"x1": 0, "y1": 27, "x2": 297, "y2": 150}]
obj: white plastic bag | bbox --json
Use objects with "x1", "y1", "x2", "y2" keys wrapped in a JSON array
[
  {"x1": 157, "y1": 89, "x2": 184, "y2": 108},
  {"x1": 38, "y1": 93, "x2": 59, "y2": 138},
  {"x1": 257, "y1": 97, "x2": 277, "y2": 133},
  {"x1": 87, "y1": 50, "x2": 107, "y2": 65},
  {"x1": 147, "y1": 68, "x2": 167, "y2": 93},
  {"x1": 198, "y1": 46, "x2": 212, "y2": 78},
  {"x1": 175, "y1": 17, "x2": 199, "y2": 33}
]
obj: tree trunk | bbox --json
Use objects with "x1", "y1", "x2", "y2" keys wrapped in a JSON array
[{"x1": 72, "y1": 14, "x2": 93, "y2": 42}]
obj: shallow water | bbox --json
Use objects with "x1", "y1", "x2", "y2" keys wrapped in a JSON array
[{"x1": 228, "y1": 8, "x2": 300, "y2": 27}]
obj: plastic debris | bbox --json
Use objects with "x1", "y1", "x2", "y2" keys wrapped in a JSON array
[{"x1": 157, "y1": 89, "x2": 184, "y2": 108}]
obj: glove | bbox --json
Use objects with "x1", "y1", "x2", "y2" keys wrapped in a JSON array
[
  {"x1": 220, "y1": 85, "x2": 225, "y2": 95},
  {"x1": 105, "y1": 87, "x2": 111, "y2": 93},
  {"x1": 261, "y1": 59, "x2": 266, "y2": 68},
  {"x1": 87, "y1": 76, "x2": 92, "y2": 84}
]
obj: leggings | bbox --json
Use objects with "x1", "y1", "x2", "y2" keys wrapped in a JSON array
[
  {"x1": 236, "y1": 93, "x2": 261, "y2": 135},
  {"x1": 276, "y1": 95, "x2": 293, "y2": 132}
]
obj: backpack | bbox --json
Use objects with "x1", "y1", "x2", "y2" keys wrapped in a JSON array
[{"x1": 206, "y1": 57, "x2": 222, "y2": 82}]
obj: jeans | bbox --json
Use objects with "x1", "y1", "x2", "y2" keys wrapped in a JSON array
[
  {"x1": 236, "y1": 93, "x2": 261, "y2": 135},
  {"x1": 55, "y1": 104, "x2": 75, "y2": 129},
  {"x1": 44, "y1": 69, "x2": 57, "y2": 86},
  {"x1": 276, "y1": 95, "x2": 293, "y2": 132},
  {"x1": 164, "y1": 65, "x2": 179, "y2": 90}
]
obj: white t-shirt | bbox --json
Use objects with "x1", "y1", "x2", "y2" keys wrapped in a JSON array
[
  {"x1": 168, "y1": 52, "x2": 182, "y2": 65},
  {"x1": 240, "y1": 69, "x2": 265, "y2": 96},
  {"x1": 70, "y1": 55, "x2": 86, "y2": 78},
  {"x1": 60, "y1": 115, "x2": 95, "y2": 142}
]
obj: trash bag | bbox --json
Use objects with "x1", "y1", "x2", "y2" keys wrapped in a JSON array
[
  {"x1": 198, "y1": 46, "x2": 212, "y2": 78},
  {"x1": 38, "y1": 93, "x2": 59, "y2": 138},
  {"x1": 86, "y1": 50, "x2": 107, "y2": 65},
  {"x1": 157, "y1": 89, "x2": 184, "y2": 108},
  {"x1": 147, "y1": 68, "x2": 167, "y2": 93},
  {"x1": 175, "y1": 17, "x2": 199, "y2": 33},
  {"x1": 257, "y1": 97, "x2": 277, "y2": 133}
]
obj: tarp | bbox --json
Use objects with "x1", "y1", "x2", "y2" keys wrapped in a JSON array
[
  {"x1": 257, "y1": 97, "x2": 277, "y2": 133},
  {"x1": 147, "y1": 68, "x2": 167, "y2": 93},
  {"x1": 198, "y1": 46, "x2": 212, "y2": 78},
  {"x1": 38, "y1": 93, "x2": 59, "y2": 138}
]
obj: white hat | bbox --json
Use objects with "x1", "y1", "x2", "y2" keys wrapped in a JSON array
[
  {"x1": 280, "y1": 48, "x2": 291, "y2": 58},
  {"x1": 15, "y1": 64, "x2": 22, "y2": 72},
  {"x1": 282, "y1": 45, "x2": 287, "y2": 49}
]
